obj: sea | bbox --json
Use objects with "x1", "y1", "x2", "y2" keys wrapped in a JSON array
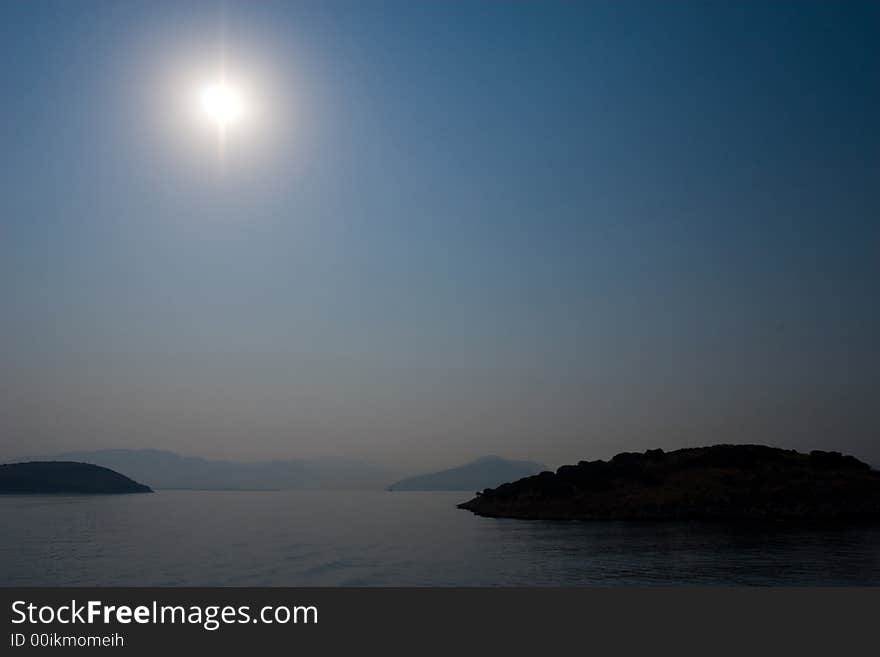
[{"x1": 2, "y1": 490, "x2": 879, "y2": 586}]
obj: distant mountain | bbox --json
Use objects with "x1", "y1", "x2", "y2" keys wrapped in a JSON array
[
  {"x1": 459, "y1": 445, "x2": 880, "y2": 521},
  {"x1": 388, "y1": 456, "x2": 546, "y2": 491},
  {"x1": 0, "y1": 461, "x2": 152, "y2": 494},
  {"x1": 14, "y1": 449, "x2": 396, "y2": 491}
]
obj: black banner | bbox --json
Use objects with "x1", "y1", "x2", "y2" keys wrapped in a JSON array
[{"x1": 1, "y1": 588, "x2": 878, "y2": 655}]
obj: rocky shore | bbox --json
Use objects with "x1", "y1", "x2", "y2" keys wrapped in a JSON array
[{"x1": 458, "y1": 445, "x2": 880, "y2": 521}]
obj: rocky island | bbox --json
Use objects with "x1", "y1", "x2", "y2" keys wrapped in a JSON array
[
  {"x1": 458, "y1": 445, "x2": 880, "y2": 521},
  {"x1": 0, "y1": 461, "x2": 153, "y2": 494}
]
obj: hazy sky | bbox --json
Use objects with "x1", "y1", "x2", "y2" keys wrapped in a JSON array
[{"x1": 1, "y1": 1, "x2": 878, "y2": 470}]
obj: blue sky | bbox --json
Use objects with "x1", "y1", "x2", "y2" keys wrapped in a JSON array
[{"x1": 1, "y1": 1, "x2": 877, "y2": 469}]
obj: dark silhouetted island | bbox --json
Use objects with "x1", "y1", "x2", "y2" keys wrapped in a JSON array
[
  {"x1": 458, "y1": 445, "x2": 880, "y2": 521},
  {"x1": 0, "y1": 461, "x2": 152, "y2": 494},
  {"x1": 388, "y1": 456, "x2": 545, "y2": 491}
]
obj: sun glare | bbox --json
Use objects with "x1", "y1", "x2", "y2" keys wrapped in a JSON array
[{"x1": 200, "y1": 82, "x2": 244, "y2": 128}]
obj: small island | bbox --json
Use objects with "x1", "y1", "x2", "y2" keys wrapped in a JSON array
[
  {"x1": 0, "y1": 461, "x2": 153, "y2": 494},
  {"x1": 458, "y1": 445, "x2": 880, "y2": 521}
]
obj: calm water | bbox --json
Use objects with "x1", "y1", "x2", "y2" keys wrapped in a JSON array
[{"x1": 2, "y1": 490, "x2": 879, "y2": 586}]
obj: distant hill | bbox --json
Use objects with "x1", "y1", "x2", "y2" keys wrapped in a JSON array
[
  {"x1": 15, "y1": 449, "x2": 396, "y2": 491},
  {"x1": 0, "y1": 461, "x2": 152, "y2": 494},
  {"x1": 389, "y1": 456, "x2": 546, "y2": 491},
  {"x1": 459, "y1": 445, "x2": 880, "y2": 521}
]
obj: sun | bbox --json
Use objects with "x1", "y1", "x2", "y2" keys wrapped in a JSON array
[{"x1": 200, "y1": 82, "x2": 245, "y2": 128}]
